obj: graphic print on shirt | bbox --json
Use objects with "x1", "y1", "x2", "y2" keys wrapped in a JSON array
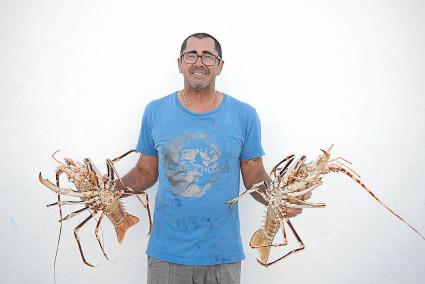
[{"x1": 162, "y1": 131, "x2": 229, "y2": 197}]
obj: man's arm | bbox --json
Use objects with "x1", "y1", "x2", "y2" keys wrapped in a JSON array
[
  {"x1": 240, "y1": 157, "x2": 310, "y2": 217},
  {"x1": 117, "y1": 154, "x2": 158, "y2": 196}
]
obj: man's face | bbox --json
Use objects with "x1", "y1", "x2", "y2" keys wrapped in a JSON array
[{"x1": 178, "y1": 37, "x2": 224, "y2": 91}]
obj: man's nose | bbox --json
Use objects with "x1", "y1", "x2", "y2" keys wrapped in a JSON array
[{"x1": 193, "y1": 55, "x2": 205, "y2": 67}]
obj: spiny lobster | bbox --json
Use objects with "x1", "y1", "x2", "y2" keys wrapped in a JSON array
[
  {"x1": 226, "y1": 145, "x2": 425, "y2": 266},
  {"x1": 39, "y1": 149, "x2": 152, "y2": 270}
]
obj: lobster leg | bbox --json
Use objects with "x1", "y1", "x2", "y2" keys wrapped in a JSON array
[
  {"x1": 107, "y1": 159, "x2": 114, "y2": 181},
  {"x1": 226, "y1": 181, "x2": 269, "y2": 207},
  {"x1": 124, "y1": 189, "x2": 152, "y2": 235},
  {"x1": 51, "y1": 150, "x2": 65, "y2": 165},
  {"x1": 280, "y1": 219, "x2": 288, "y2": 246},
  {"x1": 136, "y1": 192, "x2": 152, "y2": 235},
  {"x1": 63, "y1": 157, "x2": 83, "y2": 168},
  {"x1": 47, "y1": 200, "x2": 86, "y2": 207},
  {"x1": 55, "y1": 171, "x2": 64, "y2": 220},
  {"x1": 292, "y1": 156, "x2": 306, "y2": 174},
  {"x1": 106, "y1": 149, "x2": 137, "y2": 182},
  {"x1": 285, "y1": 202, "x2": 325, "y2": 209},
  {"x1": 260, "y1": 220, "x2": 305, "y2": 267},
  {"x1": 111, "y1": 149, "x2": 137, "y2": 163},
  {"x1": 60, "y1": 207, "x2": 89, "y2": 222},
  {"x1": 107, "y1": 159, "x2": 123, "y2": 188},
  {"x1": 285, "y1": 197, "x2": 326, "y2": 208},
  {"x1": 74, "y1": 214, "x2": 95, "y2": 267},
  {"x1": 94, "y1": 213, "x2": 109, "y2": 260},
  {"x1": 84, "y1": 158, "x2": 104, "y2": 188},
  {"x1": 270, "y1": 154, "x2": 295, "y2": 179},
  {"x1": 286, "y1": 180, "x2": 322, "y2": 195}
]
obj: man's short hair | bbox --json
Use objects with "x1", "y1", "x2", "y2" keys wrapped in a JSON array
[{"x1": 180, "y1": 33, "x2": 222, "y2": 58}]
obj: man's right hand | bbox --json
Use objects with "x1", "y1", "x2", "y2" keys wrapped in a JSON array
[{"x1": 117, "y1": 153, "x2": 159, "y2": 197}]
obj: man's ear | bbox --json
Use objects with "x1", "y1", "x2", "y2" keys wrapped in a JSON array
[
  {"x1": 216, "y1": 60, "x2": 224, "y2": 75},
  {"x1": 177, "y1": 58, "x2": 183, "y2": 73}
]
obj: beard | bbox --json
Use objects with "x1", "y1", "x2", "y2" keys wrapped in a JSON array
[{"x1": 186, "y1": 76, "x2": 216, "y2": 92}]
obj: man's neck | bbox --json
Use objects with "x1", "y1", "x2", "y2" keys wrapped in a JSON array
[
  {"x1": 184, "y1": 87, "x2": 215, "y2": 102},
  {"x1": 179, "y1": 88, "x2": 222, "y2": 112}
]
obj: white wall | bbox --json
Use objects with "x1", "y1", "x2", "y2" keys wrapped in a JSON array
[{"x1": 1, "y1": 0, "x2": 424, "y2": 283}]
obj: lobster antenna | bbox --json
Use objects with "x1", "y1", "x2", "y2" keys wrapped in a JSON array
[{"x1": 340, "y1": 168, "x2": 425, "y2": 241}]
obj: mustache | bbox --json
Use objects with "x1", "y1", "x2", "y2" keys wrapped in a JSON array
[{"x1": 190, "y1": 67, "x2": 209, "y2": 74}]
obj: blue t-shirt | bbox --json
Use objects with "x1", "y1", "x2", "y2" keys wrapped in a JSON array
[{"x1": 136, "y1": 91, "x2": 264, "y2": 265}]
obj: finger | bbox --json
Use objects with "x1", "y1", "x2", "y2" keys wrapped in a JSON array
[
  {"x1": 303, "y1": 192, "x2": 312, "y2": 200},
  {"x1": 287, "y1": 208, "x2": 302, "y2": 217},
  {"x1": 292, "y1": 208, "x2": 302, "y2": 214},
  {"x1": 290, "y1": 208, "x2": 302, "y2": 214}
]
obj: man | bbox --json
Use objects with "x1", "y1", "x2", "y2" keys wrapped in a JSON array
[{"x1": 118, "y1": 33, "x2": 308, "y2": 284}]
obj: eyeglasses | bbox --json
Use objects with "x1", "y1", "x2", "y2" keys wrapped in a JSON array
[{"x1": 180, "y1": 52, "x2": 221, "y2": 66}]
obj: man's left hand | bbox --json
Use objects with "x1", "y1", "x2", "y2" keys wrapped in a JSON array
[{"x1": 286, "y1": 192, "x2": 312, "y2": 218}]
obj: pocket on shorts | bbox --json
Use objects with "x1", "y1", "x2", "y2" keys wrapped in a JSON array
[
  {"x1": 219, "y1": 262, "x2": 241, "y2": 284},
  {"x1": 147, "y1": 257, "x2": 170, "y2": 283},
  {"x1": 148, "y1": 256, "x2": 165, "y2": 266}
]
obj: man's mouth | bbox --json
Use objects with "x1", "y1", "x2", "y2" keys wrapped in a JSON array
[{"x1": 191, "y1": 68, "x2": 208, "y2": 76}]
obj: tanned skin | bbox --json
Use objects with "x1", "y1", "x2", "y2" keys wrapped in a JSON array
[{"x1": 117, "y1": 155, "x2": 158, "y2": 197}]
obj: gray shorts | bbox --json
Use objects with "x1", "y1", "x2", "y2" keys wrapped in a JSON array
[{"x1": 147, "y1": 256, "x2": 241, "y2": 284}]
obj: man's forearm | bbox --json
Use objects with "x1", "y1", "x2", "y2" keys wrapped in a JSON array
[
  {"x1": 247, "y1": 171, "x2": 272, "y2": 206},
  {"x1": 117, "y1": 166, "x2": 157, "y2": 197}
]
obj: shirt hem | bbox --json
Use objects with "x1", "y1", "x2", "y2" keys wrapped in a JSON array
[{"x1": 146, "y1": 252, "x2": 246, "y2": 265}]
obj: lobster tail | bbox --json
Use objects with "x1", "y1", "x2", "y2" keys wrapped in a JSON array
[
  {"x1": 250, "y1": 228, "x2": 272, "y2": 264},
  {"x1": 105, "y1": 199, "x2": 141, "y2": 243},
  {"x1": 250, "y1": 206, "x2": 281, "y2": 265},
  {"x1": 115, "y1": 214, "x2": 139, "y2": 243}
]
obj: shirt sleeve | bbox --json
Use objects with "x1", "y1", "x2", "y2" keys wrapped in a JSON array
[
  {"x1": 135, "y1": 104, "x2": 158, "y2": 156},
  {"x1": 240, "y1": 108, "x2": 265, "y2": 160}
]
